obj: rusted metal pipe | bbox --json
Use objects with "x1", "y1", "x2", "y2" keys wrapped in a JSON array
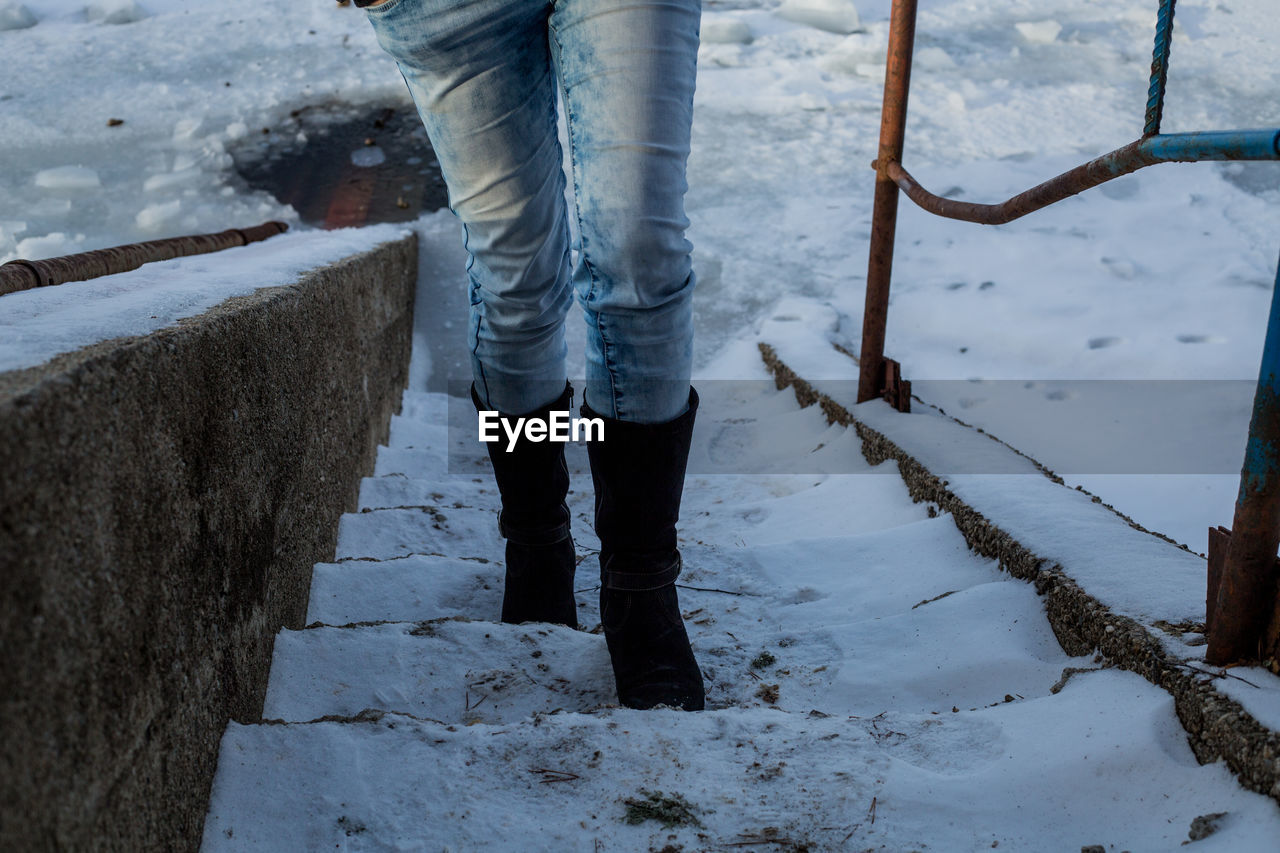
[
  {"x1": 1144, "y1": 0, "x2": 1178, "y2": 137},
  {"x1": 858, "y1": 0, "x2": 918, "y2": 406},
  {"x1": 0, "y1": 221, "x2": 289, "y2": 298},
  {"x1": 886, "y1": 128, "x2": 1280, "y2": 226},
  {"x1": 1208, "y1": 252, "x2": 1280, "y2": 666}
]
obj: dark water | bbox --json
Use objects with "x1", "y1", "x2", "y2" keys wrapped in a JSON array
[{"x1": 231, "y1": 101, "x2": 449, "y2": 228}]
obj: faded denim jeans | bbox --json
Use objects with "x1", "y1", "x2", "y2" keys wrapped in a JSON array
[{"x1": 363, "y1": 0, "x2": 700, "y2": 423}]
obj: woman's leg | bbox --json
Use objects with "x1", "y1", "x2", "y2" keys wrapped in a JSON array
[
  {"x1": 364, "y1": 0, "x2": 579, "y2": 627},
  {"x1": 550, "y1": 0, "x2": 705, "y2": 710},
  {"x1": 548, "y1": 0, "x2": 701, "y2": 425},
  {"x1": 364, "y1": 0, "x2": 573, "y2": 415}
]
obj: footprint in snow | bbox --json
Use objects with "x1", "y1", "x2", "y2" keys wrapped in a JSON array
[
  {"x1": 1176, "y1": 334, "x2": 1226, "y2": 344},
  {"x1": 787, "y1": 586, "x2": 824, "y2": 604},
  {"x1": 1087, "y1": 336, "x2": 1123, "y2": 350},
  {"x1": 707, "y1": 423, "x2": 755, "y2": 465},
  {"x1": 1101, "y1": 256, "x2": 1140, "y2": 280}
]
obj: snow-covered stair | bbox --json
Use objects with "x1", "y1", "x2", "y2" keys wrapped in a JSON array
[{"x1": 202, "y1": 384, "x2": 1280, "y2": 851}]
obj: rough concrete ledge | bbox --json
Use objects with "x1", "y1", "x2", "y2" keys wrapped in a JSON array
[
  {"x1": 758, "y1": 342, "x2": 1280, "y2": 807},
  {"x1": 0, "y1": 234, "x2": 417, "y2": 852}
]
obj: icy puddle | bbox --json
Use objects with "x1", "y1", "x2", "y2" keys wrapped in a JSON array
[
  {"x1": 203, "y1": 384, "x2": 1280, "y2": 851},
  {"x1": 230, "y1": 101, "x2": 448, "y2": 229}
]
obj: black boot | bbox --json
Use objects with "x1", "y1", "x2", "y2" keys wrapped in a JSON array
[
  {"x1": 473, "y1": 383, "x2": 578, "y2": 628},
  {"x1": 584, "y1": 388, "x2": 704, "y2": 711}
]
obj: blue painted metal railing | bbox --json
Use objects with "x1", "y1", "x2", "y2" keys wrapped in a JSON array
[{"x1": 1144, "y1": 0, "x2": 1178, "y2": 137}]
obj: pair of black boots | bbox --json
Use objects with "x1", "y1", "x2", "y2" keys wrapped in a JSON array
[{"x1": 473, "y1": 383, "x2": 704, "y2": 711}]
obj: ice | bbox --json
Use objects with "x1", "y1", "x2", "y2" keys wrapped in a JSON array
[
  {"x1": 0, "y1": 1, "x2": 36, "y2": 30},
  {"x1": 775, "y1": 0, "x2": 862, "y2": 35},
  {"x1": 172, "y1": 117, "x2": 204, "y2": 142},
  {"x1": 350, "y1": 146, "x2": 386, "y2": 168},
  {"x1": 0, "y1": 220, "x2": 27, "y2": 242},
  {"x1": 85, "y1": 0, "x2": 147, "y2": 24},
  {"x1": 1015, "y1": 20, "x2": 1063, "y2": 44},
  {"x1": 135, "y1": 200, "x2": 181, "y2": 230},
  {"x1": 14, "y1": 231, "x2": 82, "y2": 258},
  {"x1": 701, "y1": 17, "x2": 753, "y2": 45},
  {"x1": 33, "y1": 165, "x2": 101, "y2": 191},
  {"x1": 142, "y1": 169, "x2": 202, "y2": 193},
  {"x1": 914, "y1": 45, "x2": 956, "y2": 70},
  {"x1": 816, "y1": 31, "x2": 886, "y2": 74},
  {"x1": 28, "y1": 198, "x2": 72, "y2": 216}
]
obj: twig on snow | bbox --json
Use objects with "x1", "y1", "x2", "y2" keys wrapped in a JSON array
[
  {"x1": 676, "y1": 583, "x2": 759, "y2": 597},
  {"x1": 1174, "y1": 662, "x2": 1262, "y2": 688}
]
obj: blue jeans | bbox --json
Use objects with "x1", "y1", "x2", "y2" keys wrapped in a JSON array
[{"x1": 364, "y1": 0, "x2": 700, "y2": 423}]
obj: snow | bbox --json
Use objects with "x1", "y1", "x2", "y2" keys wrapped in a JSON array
[
  {"x1": 1015, "y1": 20, "x2": 1063, "y2": 45},
  {"x1": 3, "y1": 0, "x2": 1280, "y2": 845},
  {"x1": 202, "y1": 384, "x2": 1280, "y2": 850},
  {"x1": 0, "y1": 224, "x2": 408, "y2": 373},
  {"x1": 775, "y1": 0, "x2": 862, "y2": 36},
  {"x1": 32, "y1": 165, "x2": 101, "y2": 190},
  {"x1": 0, "y1": 2, "x2": 36, "y2": 30},
  {"x1": 84, "y1": 0, "x2": 146, "y2": 25}
]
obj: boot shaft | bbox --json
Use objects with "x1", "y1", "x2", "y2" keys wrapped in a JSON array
[
  {"x1": 583, "y1": 388, "x2": 698, "y2": 566},
  {"x1": 472, "y1": 382, "x2": 573, "y2": 542}
]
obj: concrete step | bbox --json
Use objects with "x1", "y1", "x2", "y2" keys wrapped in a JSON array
[
  {"x1": 205, "y1": 669, "x2": 1280, "y2": 852},
  {"x1": 335, "y1": 505, "x2": 504, "y2": 563},
  {"x1": 263, "y1": 620, "x2": 614, "y2": 723},
  {"x1": 357, "y1": 473, "x2": 496, "y2": 512},
  {"x1": 306, "y1": 555, "x2": 505, "y2": 625}
]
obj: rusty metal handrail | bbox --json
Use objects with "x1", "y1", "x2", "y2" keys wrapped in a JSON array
[
  {"x1": 858, "y1": 0, "x2": 1280, "y2": 670},
  {"x1": 882, "y1": 129, "x2": 1280, "y2": 226},
  {"x1": 0, "y1": 221, "x2": 289, "y2": 298}
]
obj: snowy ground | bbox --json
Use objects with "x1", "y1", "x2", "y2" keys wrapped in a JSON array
[
  {"x1": 5, "y1": 1, "x2": 1280, "y2": 846},
  {"x1": 201, "y1": 384, "x2": 1280, "y2": 850},
  {"x1": 3, "y1": 0, "x2": 1278, "y2": 551}
]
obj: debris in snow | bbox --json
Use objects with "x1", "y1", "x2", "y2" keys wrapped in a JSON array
[
  {"x1": 776, "y1": 0, "x2": 861, "y2": 35},
  {"x1": 0, "y1": 1, "x2": 36, "y2": 30},
  {"x1": 912, "y1": 589, "x2": 959, "y2": 609},
  {"x1": 750, "y1": 650, "x2": 777, "y2": 669},
  {"x1": 1187, "y1": 812, "x2": 1228, "y2": 842},
  {"x1": 1015, "y1": 20, "x2": 1063, "y2": 44},
  {"x1": 621, "y1": 790, "x2": 703, "y2": 829},
  {"x1": 33, "y1": 165, "x2": 101, "y2": 191}
]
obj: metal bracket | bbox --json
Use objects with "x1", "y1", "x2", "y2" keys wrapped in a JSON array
[
  {"x1": 882, "y1": 357, "x2": 912, "y2": 413},
  {"x1": 1207, "y1": 525, "x2": 1229, "y2": 636},
  {"x1": 1206, "y1": 525, "x2": 1280, "y2": 638}
]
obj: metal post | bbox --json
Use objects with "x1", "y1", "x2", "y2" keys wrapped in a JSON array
[
  {"x1": 859, "y1": 0, "x2": 919, "y2": 404},
  {"x1": 1208, "y1": 251, "x2": 1280, "y2": 665}
]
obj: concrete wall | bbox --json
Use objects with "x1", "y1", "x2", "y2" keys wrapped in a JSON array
[{"x1": 0, "y1": 235, "x2": 417, "y2": 851}]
